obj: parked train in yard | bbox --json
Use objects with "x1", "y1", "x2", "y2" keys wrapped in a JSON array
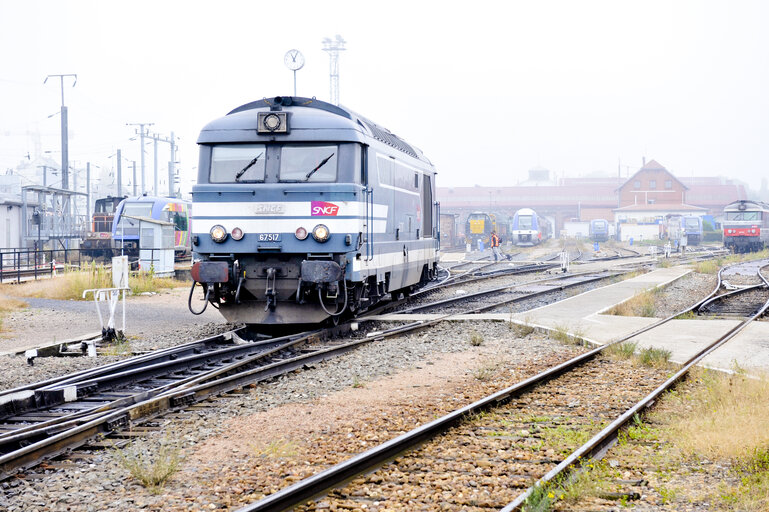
[
  {"x1": 511, "y1": 208, "x2": 551, "y2": 246},
  {"x1": 80, "y1": 196, "x2": 125, "y2": 257},
  {"x1": 112, "y1": 195, "x2": 191, "y2": 258},
  {"x1": 589, "y1": 219, "x2": 609, "y2": 242},
  {"x1": 188, "y1": 96, "x2": 440, "y2": 325},
  {"x1": 464, "y1": 212, "x2": 495, "y2": 247},
  {"x1": 723, "y1": 200, "x2": 769, "y2": 252}
]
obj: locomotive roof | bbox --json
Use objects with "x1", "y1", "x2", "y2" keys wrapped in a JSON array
[
  {"x1": 198, "y1": 96, "x2": 431, "y2": 164},
  {"x1": 724, "y1": 199, "x2": 769, "y2": 211}
]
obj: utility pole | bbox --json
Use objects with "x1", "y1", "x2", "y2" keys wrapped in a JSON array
[
  {"x1": 37, "y1": 165, "x2": 51, "y2": 187},
  {"x1": 44, "y1": 74, "x2": 77, "y2": 190},
  {"x1": 132, "y1": 161, "x2": 137, "y2": 196},
  {"x1": 168, "y1": 131, "x2": 176, "y2": 197},
  {"x1": 146, "y1": 131, "x2": 177, "y2": 197},
  {"x1": 86, "y1": 162, "x2": 91, "y2": 222},
  {"x1": 126, "y1": 122, "x2": 153, "y2": 194},
  {"x1": 153, "y1": 137, "x2": 158, "y2": 195},
  {"x1": 322, "y1": 35, "x2": 346, "y2": 106},
  {"x1": 116, "y1": 149, "x2": 123, "y2": 197}
]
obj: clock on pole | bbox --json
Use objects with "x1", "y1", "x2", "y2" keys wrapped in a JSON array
[{"x1": 284, "y1": 49, "x2": 305, "y2": 96}]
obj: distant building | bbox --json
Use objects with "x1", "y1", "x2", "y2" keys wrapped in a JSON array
[
  {"x1": 437, "y1": 159, "x2": 748, "y2": 236},
  {"x1": 0, "y1": 193, "x2": 23, "y2": 249}
]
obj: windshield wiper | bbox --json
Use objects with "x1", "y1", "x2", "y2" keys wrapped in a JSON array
[
  {"x1": 304, "y1": 153, "x2": 335, "y2": 181},
  {"x1": 234, "y1": 152, "x2": 263, "y2": 182}
]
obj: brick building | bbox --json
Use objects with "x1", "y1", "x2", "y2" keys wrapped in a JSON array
[{"x1": 437, "y1": 160, "x2": 747, "y2": 236}]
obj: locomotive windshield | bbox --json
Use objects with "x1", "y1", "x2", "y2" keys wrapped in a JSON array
[
  {"x1": 726, "y1": 211, "x2": 761, "y2": 221},
  {"x1": 517, "y1": 215, "x2": 533, "y2": 229},
  {"x1": 208, "y1": 143, "x2": 339, "y2": 183},
  {"x1": 211, "y1": 144, "x2": 266, "y2": 183},
  {"x1": 119, "y1": 202, "x2": 153, "y2": 228},
  {"x1": 685, "y1": 218, "x2": 700, "y2": 228},
  {"x1": 279, "y1": 145, "x2": 337, "y2": 182}
]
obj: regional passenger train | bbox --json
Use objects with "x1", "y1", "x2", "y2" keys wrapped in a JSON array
[
  {"x1": 189, "y1": 96, "x2": 439, "y2": 325},
  {"x1": 511, "y1": 208, "x2": 551, "y2": 246},
  {"x1": 723, "y1": 200, "x2": 769, "y2": 252}
]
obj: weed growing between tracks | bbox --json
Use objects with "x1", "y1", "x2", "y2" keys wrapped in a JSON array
[
  {"x1": 558, "y1": 368, "x2": 769, "y2": 510},
  {"x1": 607, "y1": 287, "x2": 661, "y2": 317},
  {"x1": 551, "y1": 324, "x2": 587, "y2": 346},
  {"x1": 468, "y1": 330, "x2": 484, "y2": 346},
  {"x1": 112, "y1": 435, "x2": 183, "y2": 494},
  {"x1": 252, "y1": 439, "x2": 299, "y2": 459}
]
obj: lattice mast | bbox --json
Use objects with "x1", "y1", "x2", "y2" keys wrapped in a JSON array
[{"x1": 322, "y1": 35, "x2": 346, "y2": 106}]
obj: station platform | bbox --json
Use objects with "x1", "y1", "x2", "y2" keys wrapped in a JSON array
[{"x1": 368, "y1": 267, "x2": 769, "y2": 374}]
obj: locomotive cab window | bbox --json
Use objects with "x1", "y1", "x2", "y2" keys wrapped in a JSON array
[
  {"x1": 119, "y1": 202, "x2": 153, "y2": 229},
  {"x1": 210, "y1": 144, "x2": 266, "y2": 183},
  {"x1": 726, "y1": 211, "x2": 761, "y2": 221},
  {"x1": 279, "y1": 145, "x2": 338, "y2": 182},
  {"x1": 518, "y1": 215, "x2": 533, "y2": 229}
]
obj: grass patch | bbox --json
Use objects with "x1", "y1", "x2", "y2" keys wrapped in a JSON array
[
  {"x1": 675, "y1": 310, "x2": 697, "y2": 320},
  {"x1": 551, "y1": 324, "x2": 586, "y2": 346},
  {"x1": 539, "y1": 424, "x2": 595, "y2": 456},
  {"x1": 637, "y1": 346, "x2": 672, "y2": 367},
  {"x1": 604, "y1": 341, "x2": 637, "y2": 359},
  {"x1": 659, "y1": 369, "x2": 769, "y2": 510},
  {"x1": 252, "y1": 438, "x2": 299, "y2": 459},
  {"x1": 510, "y1": 319, "x2": 535, "y2": 337},
  {"x1": 0, "y1": 296, "x2": 28, "y2": 332},
  {"x1": 472, "y1": 358, "x2": 501, "y2": 381},
  {"x1": 468, "y1": 330, "x2": 484, "y2": 346},
  {"x1": 607, "y1": 288, "x2": 659, "y2": 317},
  {"x1": 351, "y1": 375, "x2": 365, "y2": 388},
  {"x1": 0, "y1": 263, "x2": 179, "y2": 301},
  {"x1": 113, "y1": 436, "x2": 183, "y2": 494},
  {"x1": 100, "y1": 336, "x2": 132, "y2": 356},
  {"x1": 693, "y1": 259, "x2": 720, "y2": 274}
]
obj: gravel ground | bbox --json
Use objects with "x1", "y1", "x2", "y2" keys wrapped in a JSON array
[
  {"x1": 652, "y1": 272, "x2": 718, "y2": 318},
  {"x1": 0, "y1": 322, "x2": 582, "y2": 511}
]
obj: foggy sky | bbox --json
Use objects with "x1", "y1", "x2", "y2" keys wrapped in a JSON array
[{"x1": 1, "y1": 0, "x2": 767, "y2": 194}]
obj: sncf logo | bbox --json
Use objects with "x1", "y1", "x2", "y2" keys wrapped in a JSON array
[{"x1": 311, "y1": 201, "x2": 339, "y2": 216}]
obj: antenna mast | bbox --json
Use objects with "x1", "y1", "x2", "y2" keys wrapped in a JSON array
[{"x1": 322, "y1": 35, "x2": 346, "y2": 106}]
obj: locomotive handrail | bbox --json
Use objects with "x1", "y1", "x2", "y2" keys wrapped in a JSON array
[{"x1": 366, "y1": 187, "x2": 374, "y2": 261}]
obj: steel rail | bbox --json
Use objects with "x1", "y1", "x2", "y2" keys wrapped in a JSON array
[
  {"x1": 233, "y1": 260, "x2": 738, "y2": 512},
  {"x1": 501, "y1": 262, "x2": 769, "y2": 511},
  {"x1": 0, "y1": 328, "x2": 249, "y2": 400},
  {"x1": 401, "y1": 270, "x2": 621, "y2": 314},
  {"x1": 0, "y1": 334, "x2": 317, "y2": 449}
]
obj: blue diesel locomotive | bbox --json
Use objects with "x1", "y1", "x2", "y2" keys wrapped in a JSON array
[{"x1": 189, "y1": 96, "x2": 439, "y2": 325}]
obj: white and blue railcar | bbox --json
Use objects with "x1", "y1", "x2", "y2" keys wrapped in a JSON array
[
  {"x1": 589, "y1": 219, "x2": 609, "y2": 242},
  {"x1": 511, "y1": 208, "x2": 550, "y2": 246},
  {"x1": 189, "y1": 96, "x2": 439, "y2": 325},
  {"x1": 682, "y1": 215, "x2": 703, "y2": 245}
]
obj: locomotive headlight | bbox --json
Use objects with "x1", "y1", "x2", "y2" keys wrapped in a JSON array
[
  {"x1": 231, "y1": 227, "x2": 244, "y2": 240},
  {"x1": 312, "y1": 224, "x2": 330, "y2": 242},
  {"x1": 295, "y1": 226, "x2": 308, "y2": 240},
  {"x1": 210, "y1": 225, "x2": 228, "y2": 243}
]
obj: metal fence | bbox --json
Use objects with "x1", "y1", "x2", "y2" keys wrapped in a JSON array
[{"x1": 0, "y1": 247, "x2": 187, "y2": 284}]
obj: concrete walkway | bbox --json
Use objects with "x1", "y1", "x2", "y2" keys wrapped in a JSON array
[{"x1": 369, "y1": 267, "x2": 769, "y2": 374}]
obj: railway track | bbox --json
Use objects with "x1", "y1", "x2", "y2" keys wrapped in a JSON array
[
  {"x1": 234, "y1": 259, "x2": 769, "y2": 512},
  {"x1": 0, "y1": 249, "x2": 731, "y2": 487}
]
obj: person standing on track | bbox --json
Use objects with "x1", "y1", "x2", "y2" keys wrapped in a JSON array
[{"x1": 490, "y1": 230, "x2": 502, "y2": 261}]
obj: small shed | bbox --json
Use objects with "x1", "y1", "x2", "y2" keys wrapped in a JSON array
[{"x1": 138, "y1": 217, "x2": 175, "y2": 277}]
